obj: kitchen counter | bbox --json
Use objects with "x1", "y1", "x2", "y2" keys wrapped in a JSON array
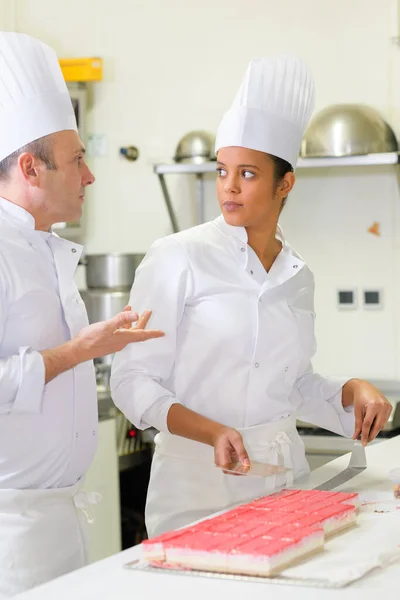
[{"x1": 15, "y1": 436, "x2": 400, "y2": 600}]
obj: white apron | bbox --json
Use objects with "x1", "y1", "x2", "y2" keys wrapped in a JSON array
[
  {"x1": 145, "y1": 416, "x2": 309, "y2": 537},
  {"x1": 0, "y1": 481, "x2": 101, "y2": 598}
]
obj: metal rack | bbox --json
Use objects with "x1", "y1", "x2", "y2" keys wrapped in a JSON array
[{"x1": 154, "y1": 152, "x2": 400, "y2": 233}]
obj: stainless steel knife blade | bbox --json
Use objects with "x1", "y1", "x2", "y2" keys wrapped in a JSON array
[{"x1": 313, "y1": 442, "x2": 367, "y2": 491}]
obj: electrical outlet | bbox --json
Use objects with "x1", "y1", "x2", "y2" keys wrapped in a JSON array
[
  {"x1": 363, "y1": 289, "x2": 383, "y2": 310},
  {"x1": 337, "y1": 289, "x2": 357, "y2": 310},
  {"x1": 87, "y1": 134, "x2": 108, "y2": 157}
]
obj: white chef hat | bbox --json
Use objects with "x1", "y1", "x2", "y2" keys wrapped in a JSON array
[
  {"x1": 0, "y1": 32, "x2": 77, "y2": 163},
  {"x1": 215, "y1": 56, "x2": 315, "y2": 167}
]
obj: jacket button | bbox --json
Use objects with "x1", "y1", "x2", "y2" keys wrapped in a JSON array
[
  {"x1": 255, "y1": 362, "x2": 259, "y2": 368},
  {"x1": 71, "y1": 248, "x2": 77, "y2": 253},
  {"x1": 241, "y1": 248, "x2": 245, "y2": 252}
]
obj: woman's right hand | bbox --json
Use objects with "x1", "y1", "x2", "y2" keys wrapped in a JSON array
[{"x1": 212, "y1": 426, "x2": 250, "y2": 473}]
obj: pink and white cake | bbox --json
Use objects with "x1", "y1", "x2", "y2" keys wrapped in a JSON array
[
  {"x1": 163, "y1": 525, "x2": 324, "y2": 576},
  {"x1": 291, "y1": 502, "x2": 357, "y2": 535},
  {"x1": 142, "y1": 529, "x2": 188, "y2": 562},
  {"x1": 142, "y1": 489, "x2": 358, "y2": 576}
]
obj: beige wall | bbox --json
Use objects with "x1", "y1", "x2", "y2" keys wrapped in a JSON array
[
  {"x1": 0, "y1": 0, "x2": 16, "y2": 30},
  {"x1": 12, "y1": 0, "x2": 400, "y2": 379},
  {"x1": 13, "y1": 0, "x2": 397, "y2": 250}
]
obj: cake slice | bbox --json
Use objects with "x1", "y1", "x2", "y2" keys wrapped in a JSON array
[
  {"x1": 142, "y1": 529, "x2": 189, "y2": 562},
  {"x1": 206, "y1": 526, "x2": 324, "y2": 576},
  {"x1": 249, "y1": 489, "x2": 301, "y2": 508},
  {"x1": 165, "y1": 532, "x2": 223, "y2": 568},
  {"x1": 314, "y1": 490, "x2": 360, "y2": 508},
  {"x1": 292, "y1": 503, "x2": 356, "y2": 535}
]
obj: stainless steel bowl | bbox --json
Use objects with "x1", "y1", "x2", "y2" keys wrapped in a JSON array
[
  {"x1": 301, "y1": 104, "x2": 398, "y2": 158},
  {"x1": 174, "y1": 130, "x2": 216, "y2": 164},
  {"x1": 84, "y1": 254, "x2": 144, "y2": 290},
  {"x1": 80, "y1": 288, "x2": 132, "y2": 368},
  {"x1": 80, "y1": 289, "x2": 130, "y2": 324}
]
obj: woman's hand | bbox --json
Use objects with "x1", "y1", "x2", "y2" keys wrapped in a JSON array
[
  {"x1": 212, "y1": 426, "x2": 250, "y2": 473},
  {"x1": 342, "y1": 379, "x2": 392, "y2": 445}
]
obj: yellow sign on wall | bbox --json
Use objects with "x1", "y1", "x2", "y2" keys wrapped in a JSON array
[{"x1": 59, "y1": 57, "x2": 103, "y2": 82}]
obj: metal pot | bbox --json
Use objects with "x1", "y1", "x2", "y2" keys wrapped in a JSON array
[
  {"x1": 301, "y1": 104, "x2": 399, "y2": 158},
  {"x1": 84, "y1": 254, "x2": 144, "y2": 290},
  {"x1": 174, "y1": 130, "x2": 216, "y2": 164},
  {"x1": 80, "y1": 289, "x2": 131, "y2": 324}
]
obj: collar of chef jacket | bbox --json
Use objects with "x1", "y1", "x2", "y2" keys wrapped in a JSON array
[
  {"x1": 212, "y1": 214, "x2": 305, "y2": 288},
  {"x1": 0, "y1": 196, "x2": 83, "y2": 284}
]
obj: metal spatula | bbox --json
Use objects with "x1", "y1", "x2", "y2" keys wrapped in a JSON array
[{"x1": 313, "y1": 442, "x2": 367, "y2": 491}]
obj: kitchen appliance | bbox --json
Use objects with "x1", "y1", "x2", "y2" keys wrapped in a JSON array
[
  {"x1": 83, "y1": 253, "x2": 144, "y2": 290},
  {"x1": 301, "y1": 104, "x2": 398, "y2": 158},
  {"x1": 174, "y1": 130, "x2": 216, "y2": 164}
]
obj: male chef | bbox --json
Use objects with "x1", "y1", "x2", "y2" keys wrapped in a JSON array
[{"x1": 0, "y1": 31, "x2": 163, "y2": 597}]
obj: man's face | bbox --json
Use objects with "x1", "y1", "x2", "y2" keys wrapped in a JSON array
[{"x1": 40, "y1": 130, "x2": 95, "y2": 225}]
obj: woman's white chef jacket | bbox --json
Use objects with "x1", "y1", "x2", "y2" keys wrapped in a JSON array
[{"x1": 111, "y1": 215, "x2": 354, "y2": 437}]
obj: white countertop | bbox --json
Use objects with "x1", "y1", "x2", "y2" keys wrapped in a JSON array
[{"x1": 15, "y1": 436, "x2": 400, "y2": 600}]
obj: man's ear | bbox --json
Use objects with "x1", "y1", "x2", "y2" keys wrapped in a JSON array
[{"x1": 17, "y1": 152, "x2": 42, "y2": 187}]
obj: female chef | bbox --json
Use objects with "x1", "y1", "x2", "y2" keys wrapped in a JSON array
[{"x1": 111, "y1": 56, "x2": 392, "y2": 537}]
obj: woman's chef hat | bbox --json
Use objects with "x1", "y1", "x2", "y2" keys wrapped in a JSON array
[
  {"x1": 215, "y1": 56, "x2": 315, "y2": 167},
  {"x1": 0, "y1": 32, "x2": 77, "y2": 162}
]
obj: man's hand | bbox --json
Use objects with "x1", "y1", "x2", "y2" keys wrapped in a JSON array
[
  {"x1": 72, "y1": 309, "x2": 164, "y2": 363},
  {"x1": 41, "y1": 309, "x2": 164, "y2": 383},
  {"x1": 342, "y1": 379, "x2": 392, "y2": 445},
  {"x1": 211, "y1": 426, "x2": 250, "y2": 472}
]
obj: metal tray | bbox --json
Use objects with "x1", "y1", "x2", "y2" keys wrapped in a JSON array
[{"x1": 124, "y1": 559, "x2": 348, "y2": 589}]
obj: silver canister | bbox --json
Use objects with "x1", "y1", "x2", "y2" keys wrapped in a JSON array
[
  {"x1": 84, "y1": 254, "x2": 144, "y2": 290},
  {"x1": 80, "y1": 289, "x2": 131, "y2": 324},
  {"x1": 80, "y1": 289, "x2": 132, "y2": 369}
]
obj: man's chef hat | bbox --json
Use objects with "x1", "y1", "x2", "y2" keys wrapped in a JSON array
[
  {"x1": 215, "y1": 56, "x2": 315, "y2": 167},
  {"x1": 0, "y1": 32, "x2": 77, "y2": 163}
]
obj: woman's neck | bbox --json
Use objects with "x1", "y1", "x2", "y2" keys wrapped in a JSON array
[{"x1": 246, "y1": 219, "x2": 282, "y2": 272}]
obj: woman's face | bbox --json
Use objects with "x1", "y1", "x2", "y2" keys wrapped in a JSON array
[{"x1": 216, "y1": 146, "x2": 295, "y2": 228}]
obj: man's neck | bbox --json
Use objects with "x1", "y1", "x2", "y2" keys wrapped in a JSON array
[{"x1": 0, "y1": 188, "x2": 50, "y2": 231}]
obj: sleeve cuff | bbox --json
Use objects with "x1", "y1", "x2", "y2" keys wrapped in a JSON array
[
  {"x1": 329, "y1": 388, "x2": 355, "y2": 437},
  {"x1": 140, "y1": 397, "x2": 181, "y2": 433},
  {"x1": 12, "y1": 348, "x2": 45, "y2": 414}
]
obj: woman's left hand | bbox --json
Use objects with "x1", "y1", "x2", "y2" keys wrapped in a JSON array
[{"x1": 342, "y1": 379, "x2": 392, "y2": 445}]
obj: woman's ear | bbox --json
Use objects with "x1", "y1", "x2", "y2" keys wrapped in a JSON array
[{"x1": 278, "y1": 171, "x2": 295, "y2": 199}]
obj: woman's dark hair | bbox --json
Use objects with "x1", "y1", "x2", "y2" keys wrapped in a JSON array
[{"x1": 268, "y1": 154, "x2": 294, "y2": 211}]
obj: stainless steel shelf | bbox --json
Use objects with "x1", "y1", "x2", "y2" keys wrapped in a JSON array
[
  {"x1": 154, "y1": 153, "x2": 399, "y2": 175},
  {"x1": 154, "y1": 162, "x2": 217, "y2": 175},
  {"x1": 154, "y1": 153, "x2": 400, "y2": 234},
  {"x1": 297, "y1": 152, "x2": 399, "y2": 168}
]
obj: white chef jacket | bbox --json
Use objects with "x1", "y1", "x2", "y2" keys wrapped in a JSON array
[
  {"x1": 111, "y1": 216, "x2": 354, "y2": 437},
  {"x1": 0, "y1": 197, "x2": 98, "y2": 489}
]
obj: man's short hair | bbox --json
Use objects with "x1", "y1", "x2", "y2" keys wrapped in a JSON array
[{"x1": 0, "y1": 135, "x2": 57, "y2": 182}]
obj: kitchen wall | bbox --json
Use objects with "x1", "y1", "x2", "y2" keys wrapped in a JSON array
[{"x1": 6, "y1": 0, "x2": 400, "y2": 379}]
